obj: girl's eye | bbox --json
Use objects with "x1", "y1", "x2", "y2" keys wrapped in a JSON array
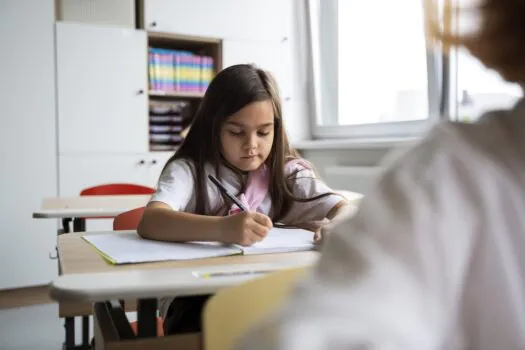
[
  {"x1": 258, "y1": 131, "x2": 270, "y2": 137},
  {"x1": 228, "y1": 130, "x2": 243, "y2": 136}
]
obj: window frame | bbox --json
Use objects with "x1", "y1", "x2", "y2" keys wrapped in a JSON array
[{"x1": 305, "y1": 0, "x2": 450, "y2": 141}]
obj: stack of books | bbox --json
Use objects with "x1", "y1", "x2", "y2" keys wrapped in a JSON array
[
  {"x1": 149, "y1": 100, "x2": 190, "y2": 151},
  {"x1": 148, "y1": 48, "x2": 214, "y2": 94}
]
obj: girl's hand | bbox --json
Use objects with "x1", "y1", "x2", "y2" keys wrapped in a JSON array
[
  {"x1": 315, "y1": 204, "x2": 357, "y2": 245},
  {"x1": 220, "y1": 212, "x2": 273, "y2": 246},
  {"x1": 293, "y1": 222, "x2": 324, "y2": 245},
  {"x1": 313, "y1": 229, "x2": 323, "y2": 245}
]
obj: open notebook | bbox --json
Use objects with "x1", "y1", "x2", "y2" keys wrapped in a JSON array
[{"x1": 83, "y1": 227, "x2": 316, "y2": 265}]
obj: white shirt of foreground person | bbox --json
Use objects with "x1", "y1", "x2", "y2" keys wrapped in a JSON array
[{"x1": 235, "y1": 98, "x2": 525, "y2": 350}]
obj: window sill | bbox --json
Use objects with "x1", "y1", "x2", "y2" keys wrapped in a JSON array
[{"x1": 293, "y1": 137, "x2": 418, "y2": 150}]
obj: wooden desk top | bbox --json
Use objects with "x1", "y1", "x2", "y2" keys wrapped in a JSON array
[
  {"x1": 33, "y1": 195, "x2": 151, "y2": 219},
  {"x1": 51, "y1": 231, "x2": 319, "y2": 302},
  {"x1": 58, "y1": 231, "x2": 319, "y2": 275}
]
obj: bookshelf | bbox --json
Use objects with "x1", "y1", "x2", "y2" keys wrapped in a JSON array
[
  {"x1": 146, "y1": 32, "x2": 222, "y2": 152},
  {"x1": 149, "y1": 90, "x2": 205, "y2": 98}
]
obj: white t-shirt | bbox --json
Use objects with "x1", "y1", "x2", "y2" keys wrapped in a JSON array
[
  {"x1": 235, "y1": 99, "x2": 525, "y2": 350},
  {"x1": 150, "y1": 159, "x2": 342, "y2": 224},
  {"x1": 149, "y1": 158, "x2": 342, "y2": 317}
]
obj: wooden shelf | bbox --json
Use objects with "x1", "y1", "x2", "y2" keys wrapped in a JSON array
[
  {"x1": 149, "y1": 90, "x2": 205, "y2": 98},
  {"x1": 147, "y1": 31, "x2": 221, "y2": 45}
]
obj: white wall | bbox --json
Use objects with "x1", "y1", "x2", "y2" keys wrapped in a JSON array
[
  {"x1": 298, "y1": 147, "x2": 389, "y2": 195},
  {"x1": 0, "y1": 0, "x2": 58, "y2": 289}
]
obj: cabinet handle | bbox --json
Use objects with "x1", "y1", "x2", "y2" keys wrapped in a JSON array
[
  {"x1": 139, "y1": 160, "x2": 145, "y2": 165},
  {"x1": 150, "y1": 21, "x2": 157, "y2": 28},
  {"x1": 137, "y1": 89, "x2": 144, "y2": 95},
  {"x1": 285, "y1": 97, "x2": 291, "y2": 102},
  {"x1": 282, "y1": 36, "x2": 288, "y2": 42},
  {"x1": 151, "y1": 159, "x2": 158, "y2": 165}
]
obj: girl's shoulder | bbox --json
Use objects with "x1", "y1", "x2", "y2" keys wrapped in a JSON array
[
  {"x1": 162, "y1": 158, "x2": 230, "y2": 179},
  {"x1": 160, "y1": 157, "x2": 197, "y2": 179},
  {"x1": 284, "y1": 157, "x2": 314, "y2": 175}
]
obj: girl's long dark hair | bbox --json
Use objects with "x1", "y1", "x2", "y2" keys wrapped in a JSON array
[{"x1": 163, "y1": 64, "x2": 333, "y2": 221}]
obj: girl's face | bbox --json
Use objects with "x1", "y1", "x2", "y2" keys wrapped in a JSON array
[{"x1": 220, "y1": 100, "x2": 275, "y2": 172}]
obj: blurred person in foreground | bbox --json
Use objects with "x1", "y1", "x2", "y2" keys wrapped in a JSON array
[{"x1": 235, "y1": 0, "x2": 525, "y2": 349}]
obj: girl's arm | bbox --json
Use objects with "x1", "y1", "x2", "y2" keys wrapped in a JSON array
[
  {"x1": 140, "y1": 160, "x2": 272, "y2": 244},
  {"x1": 137, "y1": 201, "x2": 273, "y2": 245},
  {"x1": 137, "y1": 202, "x2": 224, "y2": 242}
]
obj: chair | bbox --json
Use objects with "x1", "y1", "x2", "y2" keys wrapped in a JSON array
[
  {"x1": 78, "y1": 183, "x2": 155, "y2": 223},
  {"x1": 80, "y1": 183, "x2": 155, "y2": 196},
  {"x1": 202, "y1": 267, "x2": 309, "y2": 350},
  {"x1": 113, "y1": 206, "x2": 146, "y2": 231}
]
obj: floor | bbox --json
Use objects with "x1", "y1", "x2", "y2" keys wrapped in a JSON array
[
  {"x1": 0, "y1": 286, "x2": 64, "y2": 349},
  {"x1": 0, "y1": 283, "x2": 143, "y2": 350},
  {"x1": 0, "y1": 303, "x2": 142, "y2": 350},
  {"x1": 0, "y1": 285, "x2": 52, "y2": 310},
  {"x1": 0, "y1": 303, "x2": 69, "y2": 350}
]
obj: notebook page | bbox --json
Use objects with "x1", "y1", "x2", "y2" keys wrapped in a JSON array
[
  {"x1": 240, "y1": 227, "x2": 315, "y2": 255},
  {"x1": 83, "y1": 232, "x2": 242, "y2": 264}
]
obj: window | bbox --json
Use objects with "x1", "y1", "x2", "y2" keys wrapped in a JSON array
[
  {"x1": 307, "y1": 0, "x2": 523, "y2": 139},
  {"x1": 308, "y1": 0, "x2": 440, "y2": 139},
  {"x1": 452, "y1": 49, "x2": 523, "y2": 123}
]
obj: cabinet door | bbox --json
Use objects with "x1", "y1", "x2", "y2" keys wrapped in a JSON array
[
  {"x1": 0, "y1": 0, "x2": 58, "y2": 290},
  {"x1": 56, "y1": 22, "x2": 148, "y2": 154},
  {"x1": 143, "y1": 0, "x2": 292, "y2": 42},
  {"x1": 222, "y1": 39, "x2": 295, "y2": 121},
  {"x1": 59, "y1": 154, "x2": 153, "y2": 196},
  {"x1": 144, "y1": 152, "x2": 174, "y2": 188}
]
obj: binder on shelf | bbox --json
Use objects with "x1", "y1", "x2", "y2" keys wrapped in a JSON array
[
  {"x1": 147, "y1": 48, "x2": 215, "y2": 94},
  {"x1": 148, "y1": 100, "x2": 190, "y2": 150}
]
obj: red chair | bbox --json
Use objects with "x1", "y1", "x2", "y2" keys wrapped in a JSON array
[
  {"x1": 112, "y1": 206, "x2": 165, "y2": 336},
  {"x1": 80, "y1": 183, "x2": 155, "y2": 196},
  {"x1": 113, "y1": 207, "x2": 146, "y2": 231},
  {"x1": 77, "y1": 183, "x2": 155, "y2": 223}
]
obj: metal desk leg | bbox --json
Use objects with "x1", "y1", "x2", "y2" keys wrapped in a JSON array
[
  {"x1": 73, "y1": 217, "x2": 86, "y2": 232},
  {"x1": 64, "y1": 317, "x2": 75, "y2": 350},
  {"x1": 137, "y1": 298, "x2": 158, "y2": 338},
  {"x1": 62, "y1": 218, "x2": 72, "y2": 234},
  {"x1": 82, "y1": 316, "x2": 90, "y2": 348}
]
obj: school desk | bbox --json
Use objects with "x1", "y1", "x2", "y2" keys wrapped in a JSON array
[
  {"x1": 52, "y1": 231, "x2": 319, "y2": 350},
  {"x1": 33, "y1": 194, "x2": 151, "y2": 233}
]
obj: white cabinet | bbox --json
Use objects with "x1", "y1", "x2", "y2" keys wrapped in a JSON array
[
  {"x1": 222, "y1": 38, "x2": 296, "y2": 123},
  {"x1": 0, "y1": 0, "x2": 58, "y2": 289},
  {"x1": 56, "y1": 22, "x2": 148, "y2": 154},
  {"x1": 142, "y1": 0, "x2": 292, "y2": 42},
  {"x1": 57, "y1": 0, "x2": 136, "y2": 28},
  {"x1": 59, "y1": 153, "x2": 173, "y2": 196}
]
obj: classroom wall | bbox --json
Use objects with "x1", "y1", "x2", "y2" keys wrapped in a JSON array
[
  {"x1": 0, "y1": 0, "x2": 376, "y2": 289},
  {"x1": 0, "y1": 0, "x2": 317, "y2": 289},
  {"x1": 0, "y1": 0, "x2": 58, "y2": 289}
]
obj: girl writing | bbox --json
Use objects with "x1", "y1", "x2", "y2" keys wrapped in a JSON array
[{"x1": 137, "y1": 63, "x2": 349, "y2": 335}]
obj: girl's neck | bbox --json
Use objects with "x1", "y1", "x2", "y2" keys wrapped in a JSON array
[{"x1": 219, "y1": 157, "x2": 249, "y2": 176}]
